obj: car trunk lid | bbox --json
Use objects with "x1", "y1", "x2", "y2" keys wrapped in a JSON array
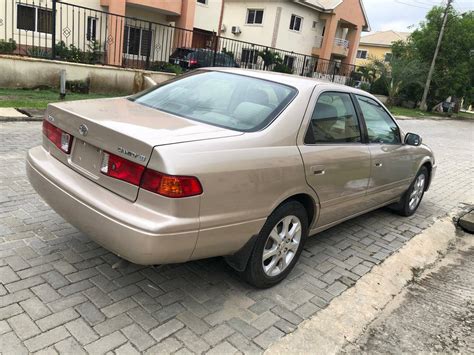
[{"x1": 46, "y1": 97, "x2": 242, "y2": 201}]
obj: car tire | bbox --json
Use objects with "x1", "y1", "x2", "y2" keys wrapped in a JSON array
[
  {"x1": 394, "y1": 166, "x2": 428, "y2": 217},
  {"x1": 242, "y1": 200, "x2": 308, "y2": 288}
]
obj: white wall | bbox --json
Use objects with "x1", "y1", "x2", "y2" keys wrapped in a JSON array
[
  {"x1": 220, "y1": 1, "x2": 277, "y2": 47},
  {"x1": 221, "y1": 0, "x2": 323, "y2": 56},
  {"x1": 194, "y1": 0, "x2": 222, "y2": 32},
  {"x1": 0, "y1": 55, "x2": 175, "y2": 94},
  {"x1": 275, "y1": 2, "x2": 321, "y2": 54}
]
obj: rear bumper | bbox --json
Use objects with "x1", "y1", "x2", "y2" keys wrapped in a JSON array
[{"x1": 26, "y1": 146, "x2": 198, "y2": 265}]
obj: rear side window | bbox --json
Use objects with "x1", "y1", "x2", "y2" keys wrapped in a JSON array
[
  {"x1": 131, "y1": 71, "x2": 297, "y2": 132},
  {"x1": 305, "y1": 92, "x2": 361, "y2": 144}
]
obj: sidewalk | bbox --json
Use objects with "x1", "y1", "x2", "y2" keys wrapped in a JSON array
[{"x1": 0, "y1": 108, "x2": 44, "y2": 121}]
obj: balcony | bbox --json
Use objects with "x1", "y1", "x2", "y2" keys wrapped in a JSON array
[
  {"x1": 332, "y1": 37, "x2": 349, "y2": 57},
  {"x1": 100, "y1": 0, "x2": 181, "y2": 16}
]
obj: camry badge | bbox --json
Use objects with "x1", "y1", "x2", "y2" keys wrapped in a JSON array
[
  {"x1": 78, "y1": 124, "x2": 88, "y2": 136},
  {"x1": 117, "y1": 147, "x2": 147, "y2": 162}
]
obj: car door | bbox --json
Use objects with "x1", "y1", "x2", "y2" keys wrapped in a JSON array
[
  {"x1": 354, "y1": 95, "x2": 416, "y2": 206},
  {"x1": 298, "y1": 91, "x2": 371, "y2": 228}
]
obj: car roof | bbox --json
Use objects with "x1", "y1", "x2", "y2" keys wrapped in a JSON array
[{"x1": 202, "y1": 67, "x2": 372, "y2": 96}]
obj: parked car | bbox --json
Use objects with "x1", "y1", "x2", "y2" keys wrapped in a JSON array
[
  {"x1": 27, "y1": 69, "x2": 436, "y2": 288},
  {"x1": 169, "y1": 47, "x2": 239, "y2": 69}
]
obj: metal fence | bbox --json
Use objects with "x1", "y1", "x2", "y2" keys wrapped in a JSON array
[{"x1": 0, "y1": 0, "x2": 365, "y2": 85}]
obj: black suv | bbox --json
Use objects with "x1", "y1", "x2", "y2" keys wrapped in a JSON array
[{"x1": 169, "y1": 48, "x2": 239, "y2": 69}]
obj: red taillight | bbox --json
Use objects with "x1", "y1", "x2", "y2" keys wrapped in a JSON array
[
  {"x1": 43, "y1": 120, "x2": 73, "y2": 154},
  {"x1": 140, "y1": 169, "x2": 202, "y2": 198},
  {"x1": 189, "y1": 59, "x2": 198, "y2": 66},
  {"x1": 100, "y1": 152, "x2": 202, "y2": 198},
  {"x1": 100, "y1": 152, "x2": 145, "y2": 185}
]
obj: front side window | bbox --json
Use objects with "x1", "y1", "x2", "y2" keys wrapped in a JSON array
[
  {"x1": 289, "y1": 15, "x2": 303, "y2": 31},
  {"x1": 306, "y1": 92, "x2": 361, "y2": 144},
  {"x1": 17, "y1": 4, "x2": 52, "y2": 34},
  {"x1": 246, "y1": 9, "x2": 264, "y2": 24},
  {"x1": 356, "y1": 95, "x2": 400, "y2": 144},
  {"x1": 132, "y1": 71, "x2": 297, "y2": 132}
]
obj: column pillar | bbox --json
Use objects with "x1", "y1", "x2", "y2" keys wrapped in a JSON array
[
  {"x1": 319, "y1": 14, "x2": 338, "y2": 61},
  {"x1": 173, "y1": 0, "x2": 196, "y2": 49},
  {"x1": 342, "y1": 26, "x2": 362, "y2": 66},
  {"x1": 105, "y1": 0, "x2": 126, "y2": 66}
]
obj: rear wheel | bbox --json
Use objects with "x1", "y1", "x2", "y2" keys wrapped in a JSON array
[
  {"x1": 395, "y1": 167, "x2": 428, "y2": 217},
  {"x1": 242, "y1": 201, "x2": 308, "y2": 288}
]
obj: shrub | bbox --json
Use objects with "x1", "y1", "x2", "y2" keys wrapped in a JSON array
[
  {"x1": 272, "y1": 63, "x2": 293, "y2": 74},
  {"x1": 149, "y1": 61, "x2": 183, "y2": 75},
  {"x1": 370, "y1": 77, "x2": 389, "y2": 96},
  {"x1": 27, "y1": 46, "x2": 50, "y2": 58},
  {"x1": 66, "y1": 79, "x2": 90, "y2": 94},
  {"x1": 0, "y1": 38, "x2": 17, "y2": 54},
  {"x1": 54, "y1": 40, "x2": 101, "y2": 64}
]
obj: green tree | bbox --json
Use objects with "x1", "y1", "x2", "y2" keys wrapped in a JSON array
[
  {"x1": 367, "y1": 56, "x2": 426, "y2": 106},
  {"x1": 408, "y1": 7, "x2": 474, "y2": 108}
]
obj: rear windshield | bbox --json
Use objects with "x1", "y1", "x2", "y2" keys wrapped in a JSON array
[{"x1": 131, "y1": 71, "x2": 297, "y2": 132}]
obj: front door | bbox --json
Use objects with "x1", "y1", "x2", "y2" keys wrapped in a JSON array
[
  {"x1": 299, "y1": 91, "x2": 371, "y2": 227},
  {"x1": 354, "y1": 95, "x2": 416, "y2": 206}
]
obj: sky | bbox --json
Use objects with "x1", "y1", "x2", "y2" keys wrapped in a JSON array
[{"x1": 362, "y1": 0, "x2": 474, "y2": 33}]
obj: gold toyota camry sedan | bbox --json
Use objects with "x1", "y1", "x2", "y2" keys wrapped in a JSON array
[{"x1": 27, "y1": 69, "x2": 436, "y2": 288}]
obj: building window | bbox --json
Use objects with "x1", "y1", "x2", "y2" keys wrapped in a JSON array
[
  {"x1": 123, "y1": 26, "x2": 152, "y2": 56},
  {"x1": 356, "y1": 50, "x2": 368, "y2": 59},
  {"x1": 241, "y1": 48, "x2": 258, "y2": 64},
  {"x1": 312, "y1": 21, "x2": 317, "y2": 29},
  {"x1": 384, "y1": 52, "x2": 393, "y2": 62},
  {"x1": 17, "y1": 4, "x2": 53, "y2": 34},
  {"x1": 321, "y1": 25, "x2": 326, "y2": 36},
  {"x1": 284, "y1": 55, "x2": 295, "y2": 70},
  {"x1": 289, "y1": 15, "x2": 303, "y2": 32},
  {"x1": 86, "y1": 17, "x2": 97, "y2": 41},
  {"x1": 197, "y1": 0, "x2": 207, "y2": 4},
  {"x1": 246, "y1": 9, "x2": 264, "y2": 25}
]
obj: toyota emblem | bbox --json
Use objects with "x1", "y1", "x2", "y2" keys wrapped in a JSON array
[{"x1": 78, "y1": 124, "x2": 88, "y2": 136}]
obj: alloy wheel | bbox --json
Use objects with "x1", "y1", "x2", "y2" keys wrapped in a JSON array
[
  {"x1": 262, "y1": 215, "x2": 302, "y2": 277},
  {"x1": 409, "y1": 174, "x2": 426, "y2": 210}
]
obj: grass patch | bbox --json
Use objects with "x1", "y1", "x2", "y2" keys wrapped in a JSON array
[
  {"x1": 389, "y1": 106, "x2": 474, "y2": 120},
  {"x1": 0, "y1": 88, "x2": 120, "y2": 109}
]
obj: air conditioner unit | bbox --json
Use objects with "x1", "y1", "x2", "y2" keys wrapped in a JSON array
[
  {"x1": 231, "y1": 26, "x2": 241, "y2": 35},
  {"x1": 221, "y1": 24, "x2": 227, "y2": 32}
]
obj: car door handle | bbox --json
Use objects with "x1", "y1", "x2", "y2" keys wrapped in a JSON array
[
  {"x1": 310, "y1": 166, "x2": 326, "y2": 175},
  {"x1": 375, "y1": 162, "x2": 383, "y2": 167}
]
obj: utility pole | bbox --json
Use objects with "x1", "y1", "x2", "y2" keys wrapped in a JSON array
[{"x1": 419, "y1": 0, "x2": 453, "y2": 111}]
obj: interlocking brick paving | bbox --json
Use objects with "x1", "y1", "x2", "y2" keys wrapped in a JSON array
[{"x1": 0, "y1": 119, "x2": 473, "y2": 354}]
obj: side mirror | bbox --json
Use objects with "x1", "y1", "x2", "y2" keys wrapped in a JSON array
[{"x1": 405, "y1": 133, "x2": 422, "y2": 146}]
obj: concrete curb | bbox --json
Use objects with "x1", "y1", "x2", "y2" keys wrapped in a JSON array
[
  {"x1": 266, "y1": 217, "x2": 458, "y2": 354},
  {"x1": 0, "y1": 116, "x2": 43, "y2": 122}
]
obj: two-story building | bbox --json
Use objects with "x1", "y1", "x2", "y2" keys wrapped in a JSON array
[
  {"x1": 220, "y1": 0, "x2": 370, "y2": 67},
  {"x1": 355, "y1": 30, "x2": 410, "y2": 66}
]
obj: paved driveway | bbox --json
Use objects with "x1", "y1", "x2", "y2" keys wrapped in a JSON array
[{"x1": 1, "y1": 119, "x2": 473, "y2": 354}]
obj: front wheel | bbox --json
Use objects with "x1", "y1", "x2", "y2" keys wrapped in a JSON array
[
  {"x1": 242, "y1": 201, "x2": 308, "y2": 288},
  {"x1": 395, "y1": 167, "x2": 428, "y2": 217}
]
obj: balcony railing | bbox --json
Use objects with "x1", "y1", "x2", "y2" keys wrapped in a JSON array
[{"x1": 334, "y1": 37, "x2": 350, "y2": 49}]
